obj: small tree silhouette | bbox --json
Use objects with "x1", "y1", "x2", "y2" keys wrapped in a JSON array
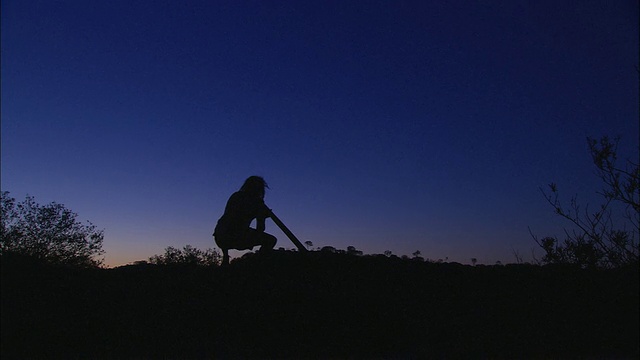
[
  {"x1": 532, "y1": 136, "x2": 639, "y2": 268},
  {"x1": 412, "y1": 250, "x2": 424, "y2": 261}
]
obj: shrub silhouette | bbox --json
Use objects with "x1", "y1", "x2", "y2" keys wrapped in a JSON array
[
  {"x1": 148, "y1": 245, "x2": 221, "y2": 266},
  {"x1": 532, "y1": 136, "x2": 639, "y2": 269},
  {"x1": 0, "y1": 191, "x2": 104, "y2": 267},
  {"x1": 346, "y1": 245, "x2": 363, "y2": 256}
]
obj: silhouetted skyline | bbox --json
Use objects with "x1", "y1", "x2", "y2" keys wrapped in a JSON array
[{"x1": 2, "y1": 1, "x2": 638, "y2": 267}]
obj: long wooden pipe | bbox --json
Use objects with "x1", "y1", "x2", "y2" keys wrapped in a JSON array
[{"x1": 268, "y1": 210, "x2": 308, "y2": 252}]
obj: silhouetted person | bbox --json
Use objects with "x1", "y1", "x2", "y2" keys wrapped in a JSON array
[{"x1": 214, "y1": 176, "x2": 277, "y2": 265}]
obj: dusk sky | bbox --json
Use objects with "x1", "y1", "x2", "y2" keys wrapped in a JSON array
[{"x1": 2, "y1": 0, "x2": 638, "y2": 267}]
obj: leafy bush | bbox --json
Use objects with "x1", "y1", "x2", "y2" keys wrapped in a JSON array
[
  {"x1": 148, "y1": 245, "x2": 221, "y2": 266},
  {"x1": 0, "y1": 192, "x2": 105, "y2": 267}
]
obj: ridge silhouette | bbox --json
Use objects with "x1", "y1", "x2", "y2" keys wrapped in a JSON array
[{"x1": 2, "y1": 252, "x2": 638, "y2": 358}]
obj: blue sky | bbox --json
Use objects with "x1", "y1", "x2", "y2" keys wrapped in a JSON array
[{"x1": 2, "y1": 0, "x2": 638, "y2": 267}]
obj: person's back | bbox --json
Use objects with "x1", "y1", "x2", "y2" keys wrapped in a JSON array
[{"x1": 214, "y1": 176, "x2": 277, "y2": 265}]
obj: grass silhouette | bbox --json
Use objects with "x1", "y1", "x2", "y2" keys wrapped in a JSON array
[{"x1": 2, "y1": 250, "x2": 638, "y2": 358}]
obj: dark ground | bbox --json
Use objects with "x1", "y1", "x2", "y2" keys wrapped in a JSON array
[{"x1": 2, "y1": 251, "x2": 638, "y2": 359}]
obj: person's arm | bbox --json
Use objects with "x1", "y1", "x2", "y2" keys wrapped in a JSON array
[
  {"x1": 256, "y1": 217, "x2": 266, "y2": 232},
  {"x1": 255, "y1": 202, "x2": 270, "y2": 233}
]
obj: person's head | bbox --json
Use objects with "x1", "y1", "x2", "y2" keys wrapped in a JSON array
[{"x1": 240, "y1": 176, "x2": 269, "y2": 199}]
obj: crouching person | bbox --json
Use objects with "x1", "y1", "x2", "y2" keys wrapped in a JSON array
[{"x1": 213, "y1": 176, "x2": 277, "y2": 265}]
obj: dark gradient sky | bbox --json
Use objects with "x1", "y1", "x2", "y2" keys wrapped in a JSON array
[{"x1": 2, "y1": 0, "x2": 638, "y2": 267}]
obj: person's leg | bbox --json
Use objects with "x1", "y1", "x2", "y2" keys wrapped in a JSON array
[
  {"x1": 258, "y1": 233, "x2": 277, "y2": 253},
  {"x1": 216, "y1": 230, "x2": 276, "y2": 264},
  {"x1": 245, "y1": 229, "x2": 277, "y2": 253},
  {"x1": 222, "y1": 248, "x2": 230, "y2": 266},
  {"x1": 214, "y1": 235, "x2": 231, "y2": 266}
]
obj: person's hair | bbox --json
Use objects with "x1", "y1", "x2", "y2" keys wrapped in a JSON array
[{"x1": 240, "y1": 176, "x2": 269, "y2": 198}]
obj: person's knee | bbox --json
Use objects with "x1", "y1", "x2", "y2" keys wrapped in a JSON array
[
  {"x1": 215, "y1": 235, "x2": 230, "y2": 250},
  {"x1": 263, "y1": 234, "x2": 277, "y2": 249}
]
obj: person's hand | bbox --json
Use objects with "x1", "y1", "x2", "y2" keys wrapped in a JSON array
[{"x1": 261, "y1": 204, "x2": 273, "y2": 218}]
